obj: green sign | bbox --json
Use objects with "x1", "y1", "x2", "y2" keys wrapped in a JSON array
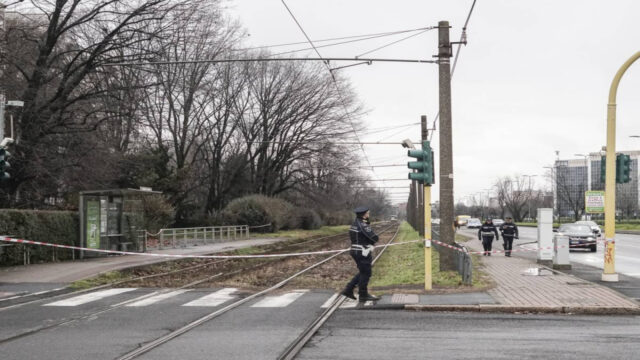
[
  {"x1": 585, "y1": 191, "x2": 605, "y2": 214},
  {"x1": 86, "y1": 200, "x2": 100, "y2": 249}
]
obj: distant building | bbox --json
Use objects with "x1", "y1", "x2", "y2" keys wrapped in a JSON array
[{"x1": 553, "y1": 151, "x2": 640, "y2": 218}]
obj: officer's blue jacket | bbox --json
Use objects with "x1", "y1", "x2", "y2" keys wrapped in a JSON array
[{"x1": 350, "y1": 218, "x2": 379, "y2": 246}]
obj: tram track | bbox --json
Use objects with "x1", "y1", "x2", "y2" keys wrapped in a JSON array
[
  {"x1": 0, "y1": 224, "x2": 389, "y2": 311},
  {"x1": 0, "y1": 223, "x2": 398, "y2": 351},
  {"x1": 114, "y1": 222, "x2": 400, "y2": 360}
]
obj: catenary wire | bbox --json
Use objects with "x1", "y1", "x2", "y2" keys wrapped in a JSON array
[
  {"x1": 355, "y1": 28, "x2": 434, "y2": 58},
  {"x1": 233, "y1": 26, "x2": 436, "y2": 52}
]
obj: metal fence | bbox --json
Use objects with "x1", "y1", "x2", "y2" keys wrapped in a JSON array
[
  {"x1": 431, "y1": 225, "x2": 473, "y2": 285},
  {"x1": 142, "y1": 225, "x2": 250, "y2": 251}
]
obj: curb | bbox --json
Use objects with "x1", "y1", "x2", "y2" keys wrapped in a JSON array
[{"x1": 403, "y1": 304, "x2": 640, "y2": 315}]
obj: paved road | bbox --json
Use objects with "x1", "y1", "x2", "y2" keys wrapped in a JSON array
[
  {"x1": 0, "y1": 286, "x2": 357, "y2": 359},
  {"x1": 298, "y1": 310, "x2": 640, "y2": 360},
  {"x1": 460, "y1": 227, "x2": 640, "y2": 279}
]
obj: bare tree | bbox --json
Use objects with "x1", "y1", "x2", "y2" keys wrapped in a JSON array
[
  {"x1": 240, "y1": 59, "x2": 362, "y2": 196},
  {"x1": 554, "y1": 164, "x2": 586, "y2": 221},
  {"x1": 1, "y1": 0, "x2": 180, "y2": 205},
  {"x1": 494, "y1": 176, "x2": 532, "y2": 222}
]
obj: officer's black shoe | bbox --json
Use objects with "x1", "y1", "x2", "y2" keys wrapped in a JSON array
[
  {"x1": 359, "y1": 294, "x2": 380, "y2": 303},
  {"x1": 340, "y1": 289, "x2": 356, "y2": 300}
]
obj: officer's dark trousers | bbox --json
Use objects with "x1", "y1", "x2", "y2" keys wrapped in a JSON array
[
  {"x1": 345, "y1": 251, "x2": 372, "y2": 297},
  {"x1": 482, "y1": 236, "x2": 494, "y2": 255},
  {"x1": 503, "y1": 235, "x2": 514, "y2": 256}
]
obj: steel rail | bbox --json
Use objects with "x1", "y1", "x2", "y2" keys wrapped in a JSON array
[
  {"x1": 277, "y1": 222, "x2": 401, "y2": 360},
  {"x1": 115, "y1": 223, "x2": 399, "y2": 360},
  {"x1": 0, "y1": 225, "x2": 378, "y2": 311}
]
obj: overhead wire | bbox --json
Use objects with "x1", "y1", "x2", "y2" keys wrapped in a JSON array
[
  {"x1": 280, "y1": 0, "x2": 375, "y2": 171},
  {"x1": 234, "y1": 26, "x2": 436, "y2": 52},
  {"x1": 355, "y1": 28, "x2": 434, "y2": 58},
  {"x1": 267, "y1": 28, "x2": 435, "y2": 58}
]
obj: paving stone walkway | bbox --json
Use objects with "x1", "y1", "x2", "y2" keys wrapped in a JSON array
[{"x1": 464, "y1": 238, "x2": 639, "y2": 308}]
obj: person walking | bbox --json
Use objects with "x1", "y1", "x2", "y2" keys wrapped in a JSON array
[
  {"x1": 478, "y1": 219, "x2": 499, "y2": 256},
  {"x1": 341, "y1": 206, "x2": 380, "y2": 303},
  {"x1": 500, "y1": 216, "x2": 519, "y2": 257}
]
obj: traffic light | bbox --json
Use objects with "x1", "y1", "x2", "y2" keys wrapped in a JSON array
[
  {"x1": 407, "y1": 140, "x2": 434, "y2": 185},
  {"x1": 616, "y1": 154, "x2": 631, "y2": 184},
  {"x1": 600, "y1": 156, "x2": 606, "y2": 184},
  {"x1": 0, "y1": 146, "x2": 10, "y2": 180}
]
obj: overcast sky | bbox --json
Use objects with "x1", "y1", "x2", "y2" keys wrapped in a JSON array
[{"x1": 229, "y1": 0, "x2": 640, "y2": 205}]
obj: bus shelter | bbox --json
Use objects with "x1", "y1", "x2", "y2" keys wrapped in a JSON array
[{"x1": 79, "y1": 188, "x2": 161, "y2": 258}]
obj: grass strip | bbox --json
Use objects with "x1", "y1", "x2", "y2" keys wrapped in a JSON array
[{"x1": 370, "y1": 221, "x2": 489, "y2": 290}]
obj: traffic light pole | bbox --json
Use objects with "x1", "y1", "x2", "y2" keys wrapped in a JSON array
[
  {"x1": 603, "y1": 51, "x2": 640, "y2": 282},
  {"x1": 421, "y1": 115, "x2": 432, "y2": 290}
]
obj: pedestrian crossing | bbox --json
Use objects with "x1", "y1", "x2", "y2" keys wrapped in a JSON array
[{"x1": 42, "y1": 288, "x2": 373, "y2": 309}]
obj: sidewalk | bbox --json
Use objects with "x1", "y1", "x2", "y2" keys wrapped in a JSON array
[
  {"x1": 0, "y1": 237, "x2": 286, "y2": 284},
  {"x1": 403, "y1": 238, "x2": 640, "y2": 314}
]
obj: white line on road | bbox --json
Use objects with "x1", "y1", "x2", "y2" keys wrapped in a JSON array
[
  {"x1": 321, "y1": 293, "x2": 339, "y2": 308},
  {"x1": 44, "y1": 288, "x2": 137, "y2": 306},
  {"x1": 126, "y1": 290, "x2": 190, "y2": 307},
  {"x1": 182, "y1": 288, "x2": 237, "y2": 307},
  {"x1": 251, "y1": 290, "x2": 308, "y2": 308}
]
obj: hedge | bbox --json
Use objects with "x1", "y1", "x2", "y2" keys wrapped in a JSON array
[
  {"x1": 221, "y1": 195, "x2": 326, "y2": 232},
  {"x1": 0, "y1": 209, "x2": 79, "y2": 266}
]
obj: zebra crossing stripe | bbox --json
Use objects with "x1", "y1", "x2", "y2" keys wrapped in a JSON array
[
  {"x1": 182, "y1": 288, "x2": 237, "y2": 307},
  {"x1": 126, "y1": 289, "x2": 191, "y2": 307},
  {"x1": 251, "y1": 290, "x2": 308, "y2": 308},
  {"x1": 44, "y1": 288, "x2": 138, "y2": 306},
  {"x1": 321, "y1": 293, "x2": 340, "y2": 308}
]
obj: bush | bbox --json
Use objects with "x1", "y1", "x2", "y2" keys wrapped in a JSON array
[
  {"x1": 290, "y1": 207, "x2": 323, "y2": 230},
  {"x1": 0, "y1": 210, "x2": 79, "y2": 266},
  {"x1": 319, "y1": 209, "x2": 353, "y2": 226},
  {"x1": 221, "y1": 195, "x2": 294, "y2": 232},
  {"x1": 142, "y1": 195, "x2": 175, "y2": 232}
]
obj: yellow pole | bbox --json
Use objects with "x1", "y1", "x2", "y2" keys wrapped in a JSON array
[
  {"x1": 603, "y1": 51, "x2": 640, "y2": 282},
  {"x1": 424, "y1": 184, "x2": 432, "y2": 290}
]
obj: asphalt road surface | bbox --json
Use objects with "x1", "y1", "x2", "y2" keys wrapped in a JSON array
[
  {"x1": 0, "y1": 287, "x2": 342, "y2": 360},
  {"x1": 297, "y1": 310, "x2": 640, "y2": 360}
]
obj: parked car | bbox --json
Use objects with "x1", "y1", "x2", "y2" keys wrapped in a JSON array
[
  {"x1": 574, "y1": 220, "x2": 602, "y2": 238},
  {"x1": 555, "y1": 223, "x2": 597, "y2": 252},
  {"x1": 492, "y1": 219, "x2": 505, "y2": 228},
  {"x1": 466, "y1": 218, "x2": 482, "y2": 229}
]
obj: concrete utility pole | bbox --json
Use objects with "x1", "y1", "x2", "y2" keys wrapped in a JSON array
[
  {"x1": 0, "y1": 4, "x2": 6, "y2": 140},
  {"x1": 419, "y1": 116, "x2": 429, "y2": 236},
  {"x1": 437, "y1": 21, "x2": 455, "y2": 271}
]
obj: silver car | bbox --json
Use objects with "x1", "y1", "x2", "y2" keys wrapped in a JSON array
[
  {"x1": 466, "y1": 218, "x2": 482, "y2": 229},
  {"x1": 492, "y1": 219, "x2": 505, "y2": 228},
  {"x1": 556, "y1": 224, "x2": 597, "y2": 252}
]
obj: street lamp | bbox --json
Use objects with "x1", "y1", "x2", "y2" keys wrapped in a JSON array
[
  {"x1": 523, "y1": 175, "x2": 537, "y2": 220},
  {"x1": 574, "y1": 153, "x2": 591, "y2": 191}
]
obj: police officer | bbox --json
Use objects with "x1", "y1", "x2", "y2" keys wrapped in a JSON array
[
  {"x1": 500, "y1": 216, "x2": 519, "y2": 257},
  {"x1": 341, "y1": 206, "x2": 380, "y2": 303},
  {"x1": 478, "y1": 219, "x2": 499, "y2": 256}
]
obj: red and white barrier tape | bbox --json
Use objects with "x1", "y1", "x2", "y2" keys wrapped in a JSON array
[
  {"x1": 431, "y1": 239, "x2": 605, "y2": 256},
  {"x1": 0, "y1": 236, "x2": 419, "y2": 260}
]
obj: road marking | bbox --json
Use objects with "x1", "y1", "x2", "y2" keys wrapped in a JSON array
[
  {"x1": 126, "y1": 290, "x2": 190, "y2": 307},
  {"x1": 251, "y1": 290, "x2": 308, "y2": 308},
  {"x1": 182, "y1": 288, "x2": 237, "y2": 307},
  {"x1": 44, "y1": 288, "x2": 137, "y2": 306},
  {"x1": 340, "y1": 298, "x2": 358, "y2": 308},
  {"x1": 321, "y1": 293, "x2": 340, "y2": 308}
]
